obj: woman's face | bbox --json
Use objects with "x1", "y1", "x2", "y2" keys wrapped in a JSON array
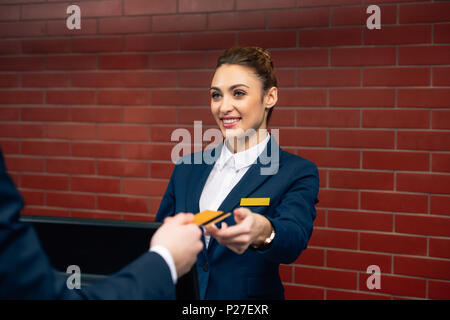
[{"x1": 210, "y1": 64, "x2": 276, "y2": 142}]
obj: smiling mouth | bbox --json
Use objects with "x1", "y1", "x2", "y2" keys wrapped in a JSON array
[{"x1": 221, "y1": 117, "x2": 241, "y2": 128}]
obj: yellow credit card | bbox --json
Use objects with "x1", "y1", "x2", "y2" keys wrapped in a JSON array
[
  {"x1": 193, "y1": 210, "x2": 231, "y2": 226},
  {"x1": 240, "y1": 198, "x2": 270, "y2": 206}
]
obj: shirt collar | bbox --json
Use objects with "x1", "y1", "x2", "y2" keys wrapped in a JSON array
[{"x1": 216, "y1": 134, "x2": 270, "y2": 171}]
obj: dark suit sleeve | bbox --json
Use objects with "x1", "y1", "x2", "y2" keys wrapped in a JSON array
[
  {"x1": 0, "y1": 150, "x2": 175, "y2": 300},
  {"x1": 256, "y1": 159, "x2": 319, "y2": 264},
  {"x1": 155, "y1": 165, "x2": 177, "y2": 222}
]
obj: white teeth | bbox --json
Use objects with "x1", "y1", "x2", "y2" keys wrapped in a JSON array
[{"x1": 223, "y1": 118, "x2": 239, "y2": 124}]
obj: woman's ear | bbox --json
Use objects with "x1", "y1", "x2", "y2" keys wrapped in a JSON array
[{"x1": 264, "y1": 86, "x2": 278, "y2": 110}]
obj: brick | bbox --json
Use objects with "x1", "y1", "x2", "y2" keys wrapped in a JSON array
[
  {"x1": 150, "y1": 161, "x2": 175, "y2": 179},
  {"x1": 99, "y1": 54, "x2": 150, "y2": 70},
  {"x1": 400, "y1": 3, "x2": 450, "y2": 23},
  {"x1": 279, "y1": 265, "x2": 292, "y2": 283},
  {"x1": 310, "y1": 227, "x2": 358, "y2": 250},
  {"x1": 179, "y1": 0, "x2": 233, "y2": 13},
  {"x1": 209, "y1": 11, "x2": 265, "y2": 31},
  {"x1": 0, "y1": 141, "x2": 19, "y2": 155},
  {"x1": 429, "y1": 280, "x2": 450, "y2": 300},
  {"x1": 432, "y1": 153, "x2": 450, "y2": 173},
  {"x1": 72, "y1": 72, "x2": 123, "y2": 88},
  {"x1": 98, "y1": 89, "x2": 149, "y2": 105},
  {"x1": 0, "y1": 21, "x2": 46, "y2": 37},
  {"x1": 71, "y1": 107, "x2": 122, "y2": 123},
  {"x1": 397, "y1": 173, "x2": 450, "y2": 195},
  {"x1": 300, "y1": 28, "x2": 362, "y2": 47},
  {"x1": 329, "y1": 170, "x2": 394, "y2": 190},
  {"x1": 238, "y1": 31, "x2": 297, "y2": 48},
  {"x1": 330, "y1": 89, "x2": 395, "y2": 107},
  {"x1": 398, "y1": 131, "x2": 450, "y2": 151},
  {"x1": 284, "y1": 284, "x2": 324, "y2": 300},
  {"x1": 268, "y1": 108, "x2": 296, "y2": 127},
  {"x1": 237, "y1": 0, "x2": 295, "y2": 10},
  {"x1": 365, "y1": 25, "x2": 431, "y2": 45},
  {"x1": 316, "y1": 189, "x2": 358, "y2": 209},
  {"x1": 399, "y1": 46, "x2": 450, "y2": 65},
  {"x1": 98, "y1": 124, "x2": 149, "y2": 141},
  {"x1": 330, "y1": 129, "x2": 395, "y2": 149},
  {"x1": 0, "y1": 107, "x2": 18, "y2": 120},
  {"x1": 0, "y1": 57, "x2": 45, "y2": 71},
  {"x1": 363, "y1": 67, "x2": 430, "y2": 87},
  {"x1": 22, "y1": 39, "x2": 71, "y2": 54},
  {"x1": 71, "y1": 176, "x2": 121, "y2": 194},
  {"x1": 177, "y1": 107, "x2": 216, "y2": 125},
  {"x1": 396, "y1": 214, "x2": 450, "y2": 237},
  {"x1": 359, "y1": 273, "x2": 426, "y2": 298},
  {"x1": 278, "y1": 89, "x2": 327, "y2": 107},
  {"x1": 124, "y1": 107, "x2": 177, "y2": 124},
  {"x1": 124, "y1": 143, "x2": 174, "y2": 161},
  {"x1": 21, "y1": 174, "x2": 68, "y2": 191},
  {"x1": 430, "y1": 238, "x2": 450, "y2": 259},
  {"x1": 328, "y1": 209, "x2": 393, "y2": 232},
  {"x1": 21, "y1": 190, "x2": 44, "y2": 206},
  {"x1": 153, "y1": 14, "x2": 206, "y2": 32},
  {"x1": 98, "y1": 160, "x2": 148, "y2": 177},
  {"x1": 124, "y1": 35, "x2": 178, "y2": 51},
  {"x1": 271, "y1": 49, "x2": 328, "y2": 67},
  {"x1": 47, "y1": 19, "x2": 97, "y2": 36},
  {"x1": 268, "y1": 8, "x2": 328, "y2": 28},
  {"x1": 361, "y1": 191, "x2": 428, "y2": 214},
  {"x1": 433, "y1": 67, "x2": 450, "y2": 86},
  {"x1": 332, "y1": 47, "x2": 396, "y2": 66},
  {"x1": 0, "y1": 40, "x2": 20, "y2": 54},
  {"x1": 298, "y1": 149, "x2": 360, "y2": 169},
  {"x1": 72, "y1": 142, "x2": 122, "y2": 158},
  {"x1": 123, "y1": 178, "x2": 168, "y2": 196},
  {"x1": 99, "y1": 17, "x2": 150, "y2": 34},
  {"x1": 398, "y1": 89, "x2": 450, "y2": 108},
  {"x1": 47, "y1": 55, "x2": 97, "y2": 70},
  {"x1": 293, "y1": 247, "x2": 324, "y2": 266},
  {"x1": 435, "y1": 24, "x2": 450, "y2": 44},
  {"x1": 151, "y1": 126, "x2": 193, "y2": 143},
  {"x1": 0, "y1": 73, "x2": 18, "y2": 87},
  {"x1": 72, "y1": 37, "x2": 123, "y2": 53},
  {"x1": 294, "y1": 266, "x2": 357, "y2": 290},
  {"x1": 280, "y1": 128, "x2": 327, "y2": 147},
  {"x1": 124, "y1": 71, "x2": 177, "y2": 88},
  {"x1": 47, "y1": 192, "x2": 95, "y2": 210},
  {"x1": 394, "y1": 256, "x2": 450, "y2": 281},
  {"x1": 22, "y1": 207, "x2": 69, "y2": 218},
  {"x1": 46, "y1": 158, "x2": 95, "y2": 175},
  {"x1": 276, "y1": 70, "x2": 296, "y2": 88},
  {"x1": 363, "y1": 150, "x2": 429, "y2": 171},
  {"x1": 360, "y1": 232, "x2": 427, "y2": 255},
  {"x1": 123, "y1": 213, "x2": 155, "y2": 222},
  {"x1": 327, "y1": 289, "x2": 389, "y2": 300},
  {"x1": 46, "y1": 123, "x2": 96, "y2": 140},
  {"x1": 332, "y1": 5, "x2": 396, "y2": 26},
  {"x1": 124, "y1": 0, "x2": 176, "y2": 15},
  {"x1": 297, "y1": 109, "x2": 360, "y2": 128},
  {"x1": 362, "y1": 109, "x2": 430, "y2": 129},
  {"x1": 180, "y1": 33, "x2": 236, "y2": 50},
  {"x1": 0, "y1": 91, "x2": 43, "y2": 104},
  {"x1": 0, "y1": 5, "x2": 19, "y2": 21},
  {"x1": 179, "y1": 71, "x2": 212, "y2": 88},
  {"x1": 151, "y1": 52, "x2": 206, "y2": 69},
  {"x1": 21, "y1": 141, "x2": 70, "y2": 157},
  {"x1": 430, "y1": 196, "x2": 450, "y2": 216},
  {"x1": 4, "y1": 156, "x2": 44, "y2": 173},
  {"x1": 151, "y1": 89, "x2": 207, "y2": 106},
  {"x1": 327, "y1": 249, "x2": 391, "y2": 272},
  {"x1": 0, "y1": 124, "x2": 43, "y2": 139},
  {"x1": 46, "y1": 90, "x2": 95, "y2": 105},
  {"x1": 98, "y1": 195, "x2": 149, "y2": 213},
  {"x1": 71, "y1": 211, "x2": 122, "y2": 221},
  {"x1": 300, "y1": 0, "x2": 360, "y2": 6},
  {"x1": 22, "y1": 73, "x2": 71, "y2": 88},
  {"x1": 299, "y1": 68, "x2": 360, "y2": 87}
]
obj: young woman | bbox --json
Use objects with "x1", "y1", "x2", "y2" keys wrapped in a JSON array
[{"x1": 156, "y1": 46, "x2": 319, "y2": 300}]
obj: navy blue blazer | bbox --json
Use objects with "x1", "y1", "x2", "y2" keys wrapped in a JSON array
[
  {"x1": 0, "y1": 150, "x2": 175, "y2": 300},
  {"x1": 156, "y1": 134, "x2": 319, "y2": 300}
]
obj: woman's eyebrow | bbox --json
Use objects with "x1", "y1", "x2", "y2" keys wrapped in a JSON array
[{"x1": 209, "y1": 84, "x2": 249, "y2": 91}]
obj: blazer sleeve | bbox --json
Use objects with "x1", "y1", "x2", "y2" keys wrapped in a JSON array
[
  {"x1": 155, "y1": 165, "x2": 178, "y2": 222},
  {"x1": 0, "y1": 150, "x2": 175, "y2": 300},
  {"x1": 255, "y1": 159, "x2": 319, "y2": 264}
]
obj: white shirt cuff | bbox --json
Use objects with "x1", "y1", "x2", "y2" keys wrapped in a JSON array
[{"x1": 149, "y1": 245, "x2": 177, "y2": 285}]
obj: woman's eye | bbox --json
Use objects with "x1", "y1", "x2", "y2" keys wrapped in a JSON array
[
  {"x1": 234, "y1": 90, "x2": 246, "y2": 97},
  {"x1": 211, "y1": 92, "x2": 221, "y2": 99}
]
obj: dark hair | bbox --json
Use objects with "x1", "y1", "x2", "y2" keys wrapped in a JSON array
[{"x1": 216, "y1": 46, "x2": 278, "y2": 124}]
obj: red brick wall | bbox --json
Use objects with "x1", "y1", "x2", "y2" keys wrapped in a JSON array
[{"x1": 1, "y1": 0, "x2": 449, "y2": 300}]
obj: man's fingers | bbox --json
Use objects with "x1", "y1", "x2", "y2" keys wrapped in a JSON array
[{"x1": 172, "y1": 212, "x2": 195, "y2": 224}]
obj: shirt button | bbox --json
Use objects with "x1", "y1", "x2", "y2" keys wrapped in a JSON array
[{"x1": 202, "y1": 263, "x2": 209, "y2": 272}]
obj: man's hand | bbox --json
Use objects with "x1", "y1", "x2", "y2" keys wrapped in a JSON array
[
  {"x1": 150, "y1": 213, "x2": 203, "y2": 278},
  {"x1": 204, "y1": 207, "x2": 273, "y2": 254}
]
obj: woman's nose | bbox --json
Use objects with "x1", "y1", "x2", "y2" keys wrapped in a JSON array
[{"x1": 218, "y1": 95, "x2": 234, "y2": 114}]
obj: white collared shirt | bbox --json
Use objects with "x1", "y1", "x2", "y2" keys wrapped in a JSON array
[{"x1": 199, "y1": 134, "x2": 270, "y2": 247}]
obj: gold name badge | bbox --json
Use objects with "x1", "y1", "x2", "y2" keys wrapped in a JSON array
[{"x1": 240, "y1": 198, "x2": 270, "y2": 206}]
